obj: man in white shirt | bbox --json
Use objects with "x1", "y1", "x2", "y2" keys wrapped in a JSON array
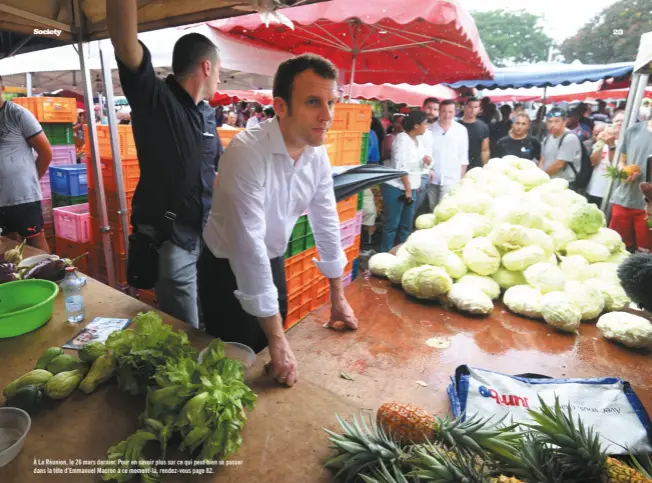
[
  {"x1": 200, "y1": 54, "x2": 358, "y2": 387},
  {"x1": 427, "y1": 99, "x2": 469, "y2": 210},
  {"x1": 415, "y1": 97, "x2": 438, "y2": 213},
  {"x1": 245, "y1": 105, "x2": 264, "y2": 129}
]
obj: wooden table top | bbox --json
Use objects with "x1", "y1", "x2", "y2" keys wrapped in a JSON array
[{"x1": 1, "y1": 239, "x2": 651, "y2": 482}]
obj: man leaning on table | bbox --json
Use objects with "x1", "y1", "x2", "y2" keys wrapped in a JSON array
[{"x1": 198, "y1": 54, "x2": 359, "y2": 387}]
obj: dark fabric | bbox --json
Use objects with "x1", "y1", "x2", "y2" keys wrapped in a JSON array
[
  {"x1": 586, "y1": 194, "x2": 603, "y2": 207},
  {"x1": 0, "y1": 200, "x2": 43, "y2": 238},
  {"x1": 458, "y1": 119, "x2": 489, "y2": 169},
  {"x1": 494, "y1": 135, "x2": 542, "y2": 161},
  {"x1": 116, "y1": 42, "x2": 216, "y2": 251},
  {"x1": 198, "y1": 248, "x2": 288, "y2": 354},
  {"x1": 489, "y1": 121, "x2": 512, "y2": 156}
]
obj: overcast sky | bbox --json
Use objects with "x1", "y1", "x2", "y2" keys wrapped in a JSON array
[{"x1": 460, "y1": 0, "x2": 621, "y2": 43}]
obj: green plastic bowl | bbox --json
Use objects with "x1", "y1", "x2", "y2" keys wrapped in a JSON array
[{"x1": 0, "y1": 280, "x2": 59, "y2": 338}]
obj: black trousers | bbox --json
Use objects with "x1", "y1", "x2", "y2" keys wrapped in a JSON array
[
  {"x1": 586, "y1": 194, "x2": 603, "y2": 208},
  {"x1": 197, "y1": 246, "x2": 287, "y2": 354}
]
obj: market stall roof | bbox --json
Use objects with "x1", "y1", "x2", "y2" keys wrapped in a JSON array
[
  {"x1": 0, "y1": 24, "x2": 291, "y2": 93},
  {"x1": 341, "y1": 83, "x2": 457, "y2": 105},
  {"x1": 448, "y1": 62, "x2": 635, "y2": 90},
  {"x1": 634, "y1": 31, "x2": 652, "y2": 74},
  {"x1": 541, "y1": 86, "x2": 652, "y2": 103},
  {"x1": 0, "y1": 0, "x2": 327, "y2": 57},
  {"x1": 209, "y1": 0, "x2": 494, "y2": 86}
]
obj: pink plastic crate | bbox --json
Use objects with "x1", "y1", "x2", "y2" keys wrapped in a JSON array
[
  {"x1": 42, "y1": 198, "x2": 53, "y2": 223},
  {"x1": 342, "y1": 271, "x2": 353, "y2": 288},
  {"x1": 40, "y1": 174, "x2": 51, "y2": 199},
  {"x1": 53, "y1": 203, "x2": 91, "y2": 242},
  {"x1": 339, "y1": 210, "x2": 364, "y2": 249},
  {"x1": 50, "y1": 145, "x2": 76, "y2": 165}
]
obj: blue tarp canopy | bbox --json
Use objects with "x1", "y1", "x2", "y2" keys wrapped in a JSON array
[{"x1": 447, "y1": 62, "x2": 635, "y2": 90}]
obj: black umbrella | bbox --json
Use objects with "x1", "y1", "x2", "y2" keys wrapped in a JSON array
[{"x1": 332, "y1": 165, "x2": 407, "y2": 202}]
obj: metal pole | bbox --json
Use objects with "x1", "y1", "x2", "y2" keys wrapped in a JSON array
[
  {"x1": 99, "y1": 40, "x2": 130, "y2": 273},
  {"x1": 74, "y1": 0, "x2": 116, "y2": 287},
  {"x1": 348, "y1": 55, "x2": 357, "y2": 102},
  {"x1": 600, "y1": 73, "x2": 649, "y2": 214},
  {"x1": 25, "y1": 72, "x2": 32, "y2": 96}
]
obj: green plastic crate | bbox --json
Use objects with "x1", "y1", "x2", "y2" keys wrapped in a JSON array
[
  {"x1": 357, "y1": 191, "x2": 363, "y2": 211},
  {"x1": 305, "y1": 233, "x2": 315, "y2": 250},
  {"x1": 52, "y1": 193, "x2": 88, "y2": 208},
  {"x1": 361, "y1": 133, "x2": 369, "y2": 165},
  {"x1": 286, "y1": 234, "x2": 307, "y2": 257},
  {"x1": 42, "y1": 123, "x2": 74, "y2": 145},
  {"x1": 291, "y1": 215, "x2": 308, "y2": 239}
]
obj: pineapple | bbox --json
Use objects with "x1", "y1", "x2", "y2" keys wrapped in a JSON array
[
  {"x1": 526, "y1": 396, "x2": 652, "y2": 483},
  {"x1": 324, "y1": 413, "x2": 409, "y2": 483},
  {"x1": 359, "y1": 461, "x2": 413, "y2": 483},
  {"x1": 506, "y1": 433, "x2": 570, "y2": 483},
  {"x1": 408, "y1": 443, "x2": 525, "y2": 483},
  {"x1": 376, "y1": 402, "x2": 522, "y2": 461}
]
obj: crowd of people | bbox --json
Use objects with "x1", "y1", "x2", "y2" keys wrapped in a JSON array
[{"x1": 363, "y1": 96, "x2": 652, "y2": 256}]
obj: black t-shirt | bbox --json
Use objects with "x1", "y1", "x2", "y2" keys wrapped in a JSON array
[
  {"x1": 494, "y1": 135, "x2": 542, "y2": 161},
  {"x1": 459, "y1": 119, "x2": 490, "y2": 169},
  {"x1": 490, "y1": 121, "x2": 512, "y2": 156},
  {"x1": 116, "y1": 43, "x2": 218, "y2": 250}
]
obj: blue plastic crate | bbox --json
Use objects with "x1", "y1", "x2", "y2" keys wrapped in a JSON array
[
  {"x1": 49, "y1": 164, "x2": 88, "y2": 196},
  {"x1": 352, "y1": 258, "x2": 360, "y2": 281}
]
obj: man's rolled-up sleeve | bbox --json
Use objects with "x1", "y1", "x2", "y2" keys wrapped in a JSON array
[
  {"x1": 308, "y1": 157, "x2": 347, "y2": 278},
  {"x1": 219, "y1": 145, "x2": 278, "y2": 317}
]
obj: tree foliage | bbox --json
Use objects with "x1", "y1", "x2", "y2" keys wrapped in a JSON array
[
  {"x1": 560, "y1": 0, "x2": 652, "y2": 63},
  {"x1": 472, "y1": 9, "x2": 554, "y2": 66}
]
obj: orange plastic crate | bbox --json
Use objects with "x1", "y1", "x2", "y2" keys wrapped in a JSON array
[
  {"x1": 86, "y1": 156, "x2": 140, "y2": 193},
  {"x1": 337, "y1": 133, "x2": 363, "y2": 166},
  {"x1": 331, "y1": 104, "x2": 372, "y2": 132},
  {"x1": 54, "y1": 237, "x2": 89, "y2": 274},
  {"x1": 13, "y1": 97, "x2": 76, "y2": 123},
  {"x1": 286, "y1": 265, "x2": 319, "y2": 297},
  {"x1": 90, "y1": 216, "x2": 132, "y2": 257},
  {"x1": 337, "y1": 196, "x2": 358, "y2": 222},
  {"x1": 137, "y1": 289, "x2": 158, "y2": 308},
  {"x1": 344, "y1": 235, "x2": 361, "y2": 273},
  {"x1": 217, "y1": 128, "x2": 244, "y2": 148},
  {"x1": 88, "y1": 187, "x2": 134, "y2": 221},
  {"x1": 284, "y1": 247, "x2": 317, "y2": 279},
  {"x1": 90, "y1": 251, "x2": 128, "y2": 285},
  {"x1": 324, "y1": 131, "x2": 344, "y2": 165},
  {"x1": 43, "y1": 221, "x2": 55, "y2": 239},
  {"x1": 83, "y1": 124, "x2": 138, "y2": 160}
]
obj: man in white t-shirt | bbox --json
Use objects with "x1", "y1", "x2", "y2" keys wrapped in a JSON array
[
  {"x1": 585, "y1": 112, "x2": 624, "y2": 207},
  {"x1": 427, "y1": 99, "x2": 469, "y2": 211},
  {"x1": 245, "y1": 104, "x2": 264, "y2": 129},
  {"x1": 415, "y1": 97, "x2": 438, "y2": 213}
]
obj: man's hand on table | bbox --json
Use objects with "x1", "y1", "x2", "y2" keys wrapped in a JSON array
[
  {"x1": 266, "y1": 334, "x2": 298, "y2": 386},
  {"x1": 324, "y1": 295, "x2": 359, "y2": 330}
]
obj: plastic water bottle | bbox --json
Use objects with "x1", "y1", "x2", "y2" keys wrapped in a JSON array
[{"x1": 62, "y1": 266, "x2": 85, "y2": 323}]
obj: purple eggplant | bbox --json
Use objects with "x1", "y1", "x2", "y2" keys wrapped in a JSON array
[
  {"x1": 22, "y1": 253, "x2": 87, "y2": 282},
  {"x1": 0, "y1": 262, "x2": 18, "y2": 284}
]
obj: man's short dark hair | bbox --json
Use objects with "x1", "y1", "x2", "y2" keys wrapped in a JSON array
[
  {"x1": 273, "y1": 54, "x2": 338, "y2": 110},
  {"x1": 0, "y1": 74, "x2": 3, "y2": 84},
  {"x1": 264, "y1": 107, "x2": 275, "y2": 118},
  {"x1": 500, "y1": 104, "x2": 512, "y2": 117},
  {"x1": 514, "y1": 103, "x2": 523, "y2": 110},
  {"x1": 466, "y1": 96, "x2": 480, "y2": 105},
  {"x1": 440, "y1": 99, "x2": 456, "y2": 107},
  {"x1": 172, "y1": 33, "x2": 219, "y2": 78},
  {"x1": 423, "y1": 97, "x2": 440, "y2": 107},
  {"x1": 568, "y1": 108, "x2": 581, "y2": 119},
  {"x1": 253, "y1": 105, "x2": 263, "y2": 114},
  {"x1": 402, "y1": 110, "x2": 427, "y2": 131}
]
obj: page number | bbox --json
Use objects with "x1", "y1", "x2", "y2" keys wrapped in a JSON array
[{"x1": 613, "y1": 29, "x2": 624, "y2": 35}]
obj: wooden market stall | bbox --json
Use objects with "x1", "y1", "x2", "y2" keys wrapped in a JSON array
[{"x1": 1, "y1": 240, "x2": 651, "y2": 482}]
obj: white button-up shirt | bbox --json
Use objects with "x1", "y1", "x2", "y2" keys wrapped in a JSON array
[
  {"x1": 386, "y1": 132, "x2": 428, "y2": 191},
  {"x1": 430, "y1": 121, "x2": 469, "y2": 186},
  {"x1": 203, "y1": 118, "x2": 347, "y2": 318}
]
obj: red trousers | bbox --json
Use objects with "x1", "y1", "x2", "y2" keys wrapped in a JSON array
[{"x1": 609, "y1": 204, "x2": 652, "y2": 251}]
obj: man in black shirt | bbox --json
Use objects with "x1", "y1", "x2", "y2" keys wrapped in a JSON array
[
  {"x1": 458, "y1": 97, "x2": 490, "y2": 169},
  {"x1": 107, "y1": 0, "x2": 221, "y2": 328},
  {"x1": 494, "y1": 112, "x2": 542, "y2": 163}
]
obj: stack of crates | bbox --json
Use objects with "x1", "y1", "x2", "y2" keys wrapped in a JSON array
[
  {"x1": 283, "y1": 194, "x2": 363, "y2": 331},
  {"x1": 14, "y1": 97, "x2": 77, "y2": 250},
  {"x1": 83, "y1": 124, "x2": 139, "y2": 286},
  {"x1": 325, "y1": 103, "x2": 372, "y2": 166}
]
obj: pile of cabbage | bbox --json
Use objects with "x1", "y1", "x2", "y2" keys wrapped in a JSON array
[{"x1": 368, "y1": 155, "x2": 632, "y2": 334}]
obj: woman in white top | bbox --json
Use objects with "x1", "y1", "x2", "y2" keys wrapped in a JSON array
[
  {"x1": 586, "y1": 112, "x2": 624, "y2": 207},
  {"x1": 380, "y1": 111, "x2": 431, "y2": 252}
]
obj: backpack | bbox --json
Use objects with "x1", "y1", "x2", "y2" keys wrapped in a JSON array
[{"x1": 549, "y1": 132, "x2": 592, "y2": 192}]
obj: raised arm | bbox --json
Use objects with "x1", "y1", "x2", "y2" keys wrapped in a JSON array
[{"x1": 106, "y1": 0, "x2": 143, "y2": 71}]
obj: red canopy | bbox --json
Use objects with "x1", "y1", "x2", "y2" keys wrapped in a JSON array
[
  {"x1": 210, "y1": 90, "x2": 273, "y2": 107},
  {"x1": 542, "y1": 87, "x2": 652, "y2": 103},
  {"x1": 343, "y1": 83, "x2": 457, "y2": 105},
  {"x1": 209, "y1": 0, "x2": 493, "y2": 88}
]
